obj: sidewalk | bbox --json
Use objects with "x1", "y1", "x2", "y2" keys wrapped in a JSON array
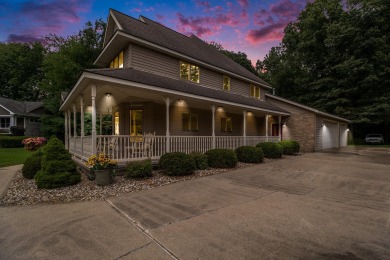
[{"x1": 0, "y1": 165, "x2": 21, "y2": 198}]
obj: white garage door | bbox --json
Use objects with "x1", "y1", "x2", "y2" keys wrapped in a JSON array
[
  {"x1": 339, "y1": 124, "x2": 348, "y2": 147},
  {"x1": 322, "y1": 120, "x2": 339, "y2": 149}
]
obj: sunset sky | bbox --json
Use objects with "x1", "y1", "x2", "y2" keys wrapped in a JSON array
[{"x1": 0, "y1": 0, "x2": 309, "y2": 63}]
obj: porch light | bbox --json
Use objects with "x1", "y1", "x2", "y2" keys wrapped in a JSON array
[
  {"x1": 347, "y1": 128, "x2": 350, "y2": 131},
  {"x1": 217, "y1": 106, "x2": 223, "y2": 111},
  {"x1": 283, "y1": 122, "x2": 286, "y2": 126},
  {"x1": 322, "y1": 121, "x2": 325, "y2": 127},
  {"x1": 105, "y1": 93, "x2": 112, "y2": 97},
  {"x1": 177, "y1": 99, "x2": 183, "y2": 103}
]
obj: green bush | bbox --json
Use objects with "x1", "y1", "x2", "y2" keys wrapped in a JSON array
[
  {"x1": 256, "y1": 142, "x2": 283, "y2": 158},
  {"x1": 235, "y1": 146, "x2": 264, "y2": 163},
  {"x1": 0, "y1": 136, "x2": 26, "y2": 148},
  {"x1": 159, "y1": 152, "x2": 196, "y2": 176},
  {"x1": 126, "y1": 159, "x2": 153, "y2": 178},
  {"x1": 35, "y1": 136, "x2": 80, "y2": 189},
  {"x1": 22, "y1": 149, "x2": 43, "y2": 179},
  {"x1": 279, "y1": 140, "x2": 300, "y2": 155},
  {"x1": 205, "y1": 149, "x2": 237, "y2": 168},
  {"x1": 190, "y1": 152, "x2": 209, "y2": 170}
]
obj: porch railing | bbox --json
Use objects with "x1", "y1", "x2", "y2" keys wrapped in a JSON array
[{"x1": 68, "y1": 135, "x2": 281, "y2": 162}]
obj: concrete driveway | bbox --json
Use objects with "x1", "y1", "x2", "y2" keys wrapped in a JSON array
[{"x1": 1, "y1": 147, "x2": 389, "y2": 259}]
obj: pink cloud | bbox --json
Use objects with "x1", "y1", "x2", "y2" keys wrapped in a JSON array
[
  {"x1": 246, "y1": 23, "x2": 285, "y2": 44},
  {"x1": 156, "y1": 14, "x2": 165, "y2": 21},
  {"x1": 238, "y1": 0, "x2": 249, "y2": 8},
  {"x1": 131, "y1": 8, "x2": 142, "y2": 12}
]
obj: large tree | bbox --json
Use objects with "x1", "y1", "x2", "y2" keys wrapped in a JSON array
[{"x1": 258, "y1": 0, "x2": 390, "y2": 140}]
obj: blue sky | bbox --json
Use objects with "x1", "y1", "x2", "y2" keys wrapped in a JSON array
[{"x1": 0, "y1": 0, "x2": 309, "y2": 62}]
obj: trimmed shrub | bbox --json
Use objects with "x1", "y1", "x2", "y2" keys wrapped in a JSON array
[
  {"x1": 159, "y1": 152, "x2": 196, "y2": 176},
  {"x1": 35, "y1": 136, "x2": 81, "y2": 189},
  {"x1": 205, "y1": 149, "x2": 237, "y2": 168},
  {"x1": 190, "y1": 152, "x2": 209, "y2": 170},
  {"x1": 10, "y1": 126, "x2": 25, "y2": 136},
  {"x1": 126, "y1": 159, "x2": 153, "y2": 178},
  {"x1": 279, "y1": 140, "x2": 300, "y2": 155},
  {"x1": 0, "y1": 136, "x2": 26, "y2": 148},
  {"x1": 235, "y1": 146, "x2": 264, "y2": 163},
  {"x1": 256, "y1": 142, "x2": 283, "y2": 158},
  {"x1": 22, "y1": 149, "x2": 43, "y2": 179}
]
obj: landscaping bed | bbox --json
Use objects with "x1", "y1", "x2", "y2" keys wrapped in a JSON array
[{"x1": 0, "y1": 161, "x2": 266, "y2": 206}]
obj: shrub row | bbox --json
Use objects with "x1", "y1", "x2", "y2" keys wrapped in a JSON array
[
  {"x1": 279, "y1": 140, "x2": 300, "y2": 155},
  {"x1": 256, "y1": 142, "x2": 283, "y2": 158},
  {"x1": 0, "y1": 136, "x2": 26, "y2": 148},
  {"x1": 235, "y1": 146, "x2": 264, "y2": 163}
]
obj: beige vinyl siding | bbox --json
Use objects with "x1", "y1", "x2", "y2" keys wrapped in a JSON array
[
  {"x1": 246, "y1": 115, "x2": 266, "y2": 136},
  {"x1": 215, "y1": 111, "x2": 242, "y2": 136},
  {"x1": 132, "y1": 44, "x2": 178, "y2": 78},
  {"x1": 123, "y1": 46, "x2": 130, "y2": 68},
  {"x1": 201, "y1": 69, "x2": 222, "y2": 90},
  {"x1": 169, "y1": 105, "x2": 211, "y2": 136}
]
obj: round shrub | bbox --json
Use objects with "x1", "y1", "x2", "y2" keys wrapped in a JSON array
[
  {"x1": 235, "y1": 146, "x2": 264, "y2": 163},
  {"x1": 35, "y1": 136, "x2": 81, "y2": 189},
  {"x1": 22, "y1": 149, "x2": 43, "y2": 179},
  {"x1": 159, "y1": 152, "x2": 196, "y2": 176},
  {"x1": 205, "y1": 149, "x2": 237, "y2": 168},
  {"x1": 256, "y1": 142, "x2": 283, "y2": 158},
  {"x1": 279, "y1": 140, "x2": 300, "y2": 155},
  {"x1": 126, "y1": 159, "x2": 153, "y2": 178},
  {"x1": 190, "y1": 152, "x2": 209, "y2": 170}
]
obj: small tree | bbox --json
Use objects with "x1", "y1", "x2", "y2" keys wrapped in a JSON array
[{"x1": 35, "y1": 136, "x2": 80, "y2": 189}]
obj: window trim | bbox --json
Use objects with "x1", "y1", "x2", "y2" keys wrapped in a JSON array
[
  {"x1": 0, "y1": 117, "x2": 11, "y2": 129},
  {"x1": 182, "y1": 112, "x2": 198, "y2": 131},
  {"x1": 221, "y1": 116, "x2": 233, "y2": 132},
  {"x1": 223, "y1": 75, "x2": 230, "y2": 91},
  {"x1": 250, "y1": 84, "x2": 261, "y2": 99},
  {"x1": 180, "y1": 61, "x2": 200, "y2": 83}
]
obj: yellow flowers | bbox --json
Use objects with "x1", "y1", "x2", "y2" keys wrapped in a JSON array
[{"x1": 86, "y1": 154, "x2": 117, "y2": 170}]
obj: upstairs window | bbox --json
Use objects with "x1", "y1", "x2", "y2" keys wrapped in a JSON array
[
  {"x1": 180, "y1": 61, "x2": 199, "y2": 83},
  {"x1": 223, "y1": 75, "x2": 230, "y2": 91},
  {"x1": 221, "y1": 117, "x2": 232, "y2": 132},
  {"x1": 250, "y1": 85, "x2": 260, "y2": 99},
  {"x1": 182, "y1": 113, "x2": 198, "y2": 131},
  {"x1": 110, "y1": 50, "x2": 124, "y2": 68}
]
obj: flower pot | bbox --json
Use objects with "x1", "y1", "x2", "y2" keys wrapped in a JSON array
[{"x1": 95, "y1": 170, "x2": 113, "y2": 186}]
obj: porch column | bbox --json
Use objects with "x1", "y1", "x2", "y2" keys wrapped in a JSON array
[
  {"x1": 265, "y1": 114, "x2": 269, "y2": 142},
  {"x1": 164, "y1": 97, "x2": 171, "y2": 153},
  {"x1": 211, "y1": 105, "x2": 216, "y2": 149},
  {"x1": 91, "y1": 84, "x2": 97, "y2": 156},
  {"x1": 243, "y1": 110, "x2": 247, "y2": 146},
  {"x1": 73, "y1": 103, "x2": 77, "y2": 137},
  {"x1": 80, "y1": 96, "x2": 84, "y2": 137},
  {"x1": 278, "y1": 115, "x2": 281, "y2": 141},
  {"x1": 64, "y1": 111, "x2": 68, "y2": 149}
]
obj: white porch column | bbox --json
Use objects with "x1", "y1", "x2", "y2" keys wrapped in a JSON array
[
  {"x1": 80, "y1": 96, "x2": 84, "y2": 137},
  {"x1": 91, "y1": 84, "x2": 97, "y2": 156},
  {"x1": 73, "y1": 103, "x2": 77, "y2": 137},
  {"x1": 211, "y1": 105, "x2": 216, "y2": 149},
  {"x1": 278, "y1": 115, "x2": 281, "y2": 141},
  {"x1": 164, "y1": 97, "x2": 171, "y2": 153},
  {"x1": 243, "y1": 110, "x2": 247, "y2": 146},
  {"x1": 64, "y1": 111, "x2": 68, "y2": 149},
  {"x1": 265, "y1": 114, "x2": 269, "y2": 142}
]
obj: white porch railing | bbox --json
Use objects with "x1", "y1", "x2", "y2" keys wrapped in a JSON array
[{"x1": 68, "y1": 135, "x2": 281, "y2": 163}]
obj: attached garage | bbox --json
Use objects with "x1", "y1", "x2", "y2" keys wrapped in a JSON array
[{"x1": 316, "y1": 117, "x2": 349, "y2": 150}]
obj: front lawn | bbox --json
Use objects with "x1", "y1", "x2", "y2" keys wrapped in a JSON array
[{"x1": 0, "y1": 148, "x2": 36, "y2": 168}]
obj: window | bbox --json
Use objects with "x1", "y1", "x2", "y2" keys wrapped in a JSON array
[
  {"x1": 182, "y1": 113, "x2": 198, "y2": 131},
  {"x1": 180, "y1": 61, "x2": 199, "y2": 83},
  {"x1": 223, "y1": 75, "x2": 230, "y2": 91},
  {"x1": 29, "y1": 118, "x2": 40, "y2": 123},
  {"x1": 0, "y1": 117, "x2": 10, "y2": 128},
  {"x1": 130, "y1": 110, "x2": 143, "y2": 136},
  {"x1": 114, "y1": 111, "x2": 120, "y2": 135},
  {"x1": 250, "y1": 85, "x2": 260, "y2": 99},
  {"x1": 221, "y1": 117, "x2": 232, "y2": 132},
  {"x1": 109, "y1": 50, "x2": 124, "y2": 68}
]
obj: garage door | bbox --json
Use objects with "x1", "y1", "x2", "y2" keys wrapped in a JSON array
[
  {"x1": 322, "y1": 120, "x2": 339, "y2": 149},
  {"x1": 339, "y1": 124, "x2": 348, "y2": 147}
]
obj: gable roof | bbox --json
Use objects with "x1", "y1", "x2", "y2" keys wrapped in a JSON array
[
  {"x1": 104, "y1": 9, "x2": 270, "y2": 88},
  {"x1": 84, "y1": 68, "x2": 288, "y2": 115},
  {"x1": 0, "y1": 96, "x2": 43, "y2": 116}
]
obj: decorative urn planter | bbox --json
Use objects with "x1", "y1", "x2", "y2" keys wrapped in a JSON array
[{"x1": 95, "y1": 170, "x2": 113, "y2": 186}]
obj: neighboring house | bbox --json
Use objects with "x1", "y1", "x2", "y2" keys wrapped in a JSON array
[
  {"x1": 0, "y1": 96, "x2": 44, "y2": 136},
  {"x1": 60, "y1": 9, "x2": 349, "y2": 164}
]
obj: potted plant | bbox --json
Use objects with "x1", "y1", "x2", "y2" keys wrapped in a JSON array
[
  {"x1": 22, "y1": 137, "x2": 47, "y2": 151},
  {"x1": 86, "y1": 154, "x2": 118, "y2": 186}
]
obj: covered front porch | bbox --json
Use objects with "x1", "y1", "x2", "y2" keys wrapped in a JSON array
[{"x1": 60, "y1": 70, "x2": 289, "y2": 165}]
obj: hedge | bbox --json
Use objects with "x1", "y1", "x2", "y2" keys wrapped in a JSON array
[
  {"x1": 235, "y1": 146, "x2": 264, "y2": 163},
  {"x1": 159, "y1": 152, "x2": 196, "y2": 176},
  {"x1": 0, "y1": 136, "x2": 26, "y2": 148},
  {"x1": 279, "y1": 140, "x2": 300, "y2": 155},
  {"x1": 22, "y1": 149, "x2": 43, "y2": 179},
  {"x1": 256, "y1": 142, "x2": 283, "y2": 158},
  {"x1": 126, "y1": 159, "x2": 153, "y2": 178},
  {"x1": 205, "y1": 149, "x2": 237, "y2": 168},
  {"x1": 190, "y1": 152, "x2": 209, "y2": 170}
]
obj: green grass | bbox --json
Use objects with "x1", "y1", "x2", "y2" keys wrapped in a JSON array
[{"x1": 0, "y1": 148, "x2": 36, "y2": 168}]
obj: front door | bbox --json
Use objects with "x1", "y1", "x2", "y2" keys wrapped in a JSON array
[
  {"x1": 130, "y1": 110, "x2": 143, "y2": 136},
  {"x1": 271, "y1": 123, "x2": 281, "y2": 137}
]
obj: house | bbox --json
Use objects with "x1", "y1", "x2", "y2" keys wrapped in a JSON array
[
  {"x1": 0, "y1": 96, "x2": 44, "y2": 136},
  {"x1": 60, "y1": 9, "x2": 350, "y2": 164}
]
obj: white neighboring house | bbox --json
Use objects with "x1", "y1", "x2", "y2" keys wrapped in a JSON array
[{"x1": 0, "y1": 96, "x2": 44, "y2": 136}]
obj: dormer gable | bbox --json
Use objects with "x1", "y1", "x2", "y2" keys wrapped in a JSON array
[{"x1": 103, "y1": 9, "x2": 124, "y2": 47}]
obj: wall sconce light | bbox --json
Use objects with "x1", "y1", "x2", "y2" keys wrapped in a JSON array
[
  {"x1": 347, "y1": 128, "x2": 350, "y2": 131},
  {"x1": 283, "y1": 122, "x2": 286, "y2": 126},
  {"x1": 322, "y1": 122, "x2": 325, "y2": 127},
  {"x1": 217, "y1": 106, "x2": 223, "y2": 111},
  {"x1": 105, "y1": 93, "x2": 112, "y2": 97},
  {"x1": 177, "y1": 99, "x2": 183, "y2": 103}
]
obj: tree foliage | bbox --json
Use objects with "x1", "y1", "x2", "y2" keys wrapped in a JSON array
[{"x1": 259, "y1": 0, "x2": 390, "y2": 140}]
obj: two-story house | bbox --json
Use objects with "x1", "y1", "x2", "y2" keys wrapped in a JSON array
[{"x1": 60, "y1": 9, "x2": 349, "y2": 164}]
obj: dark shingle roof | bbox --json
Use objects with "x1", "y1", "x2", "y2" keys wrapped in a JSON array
[
  {"x1": 0, "y1": 96, "x2": 43, "y2": 115},
  {"x1": 86, "y1": 68, "x2": 288, "y2": 114},
  {"x1": 110, "y1": 9, "x2": 270, "y2": 87}
]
